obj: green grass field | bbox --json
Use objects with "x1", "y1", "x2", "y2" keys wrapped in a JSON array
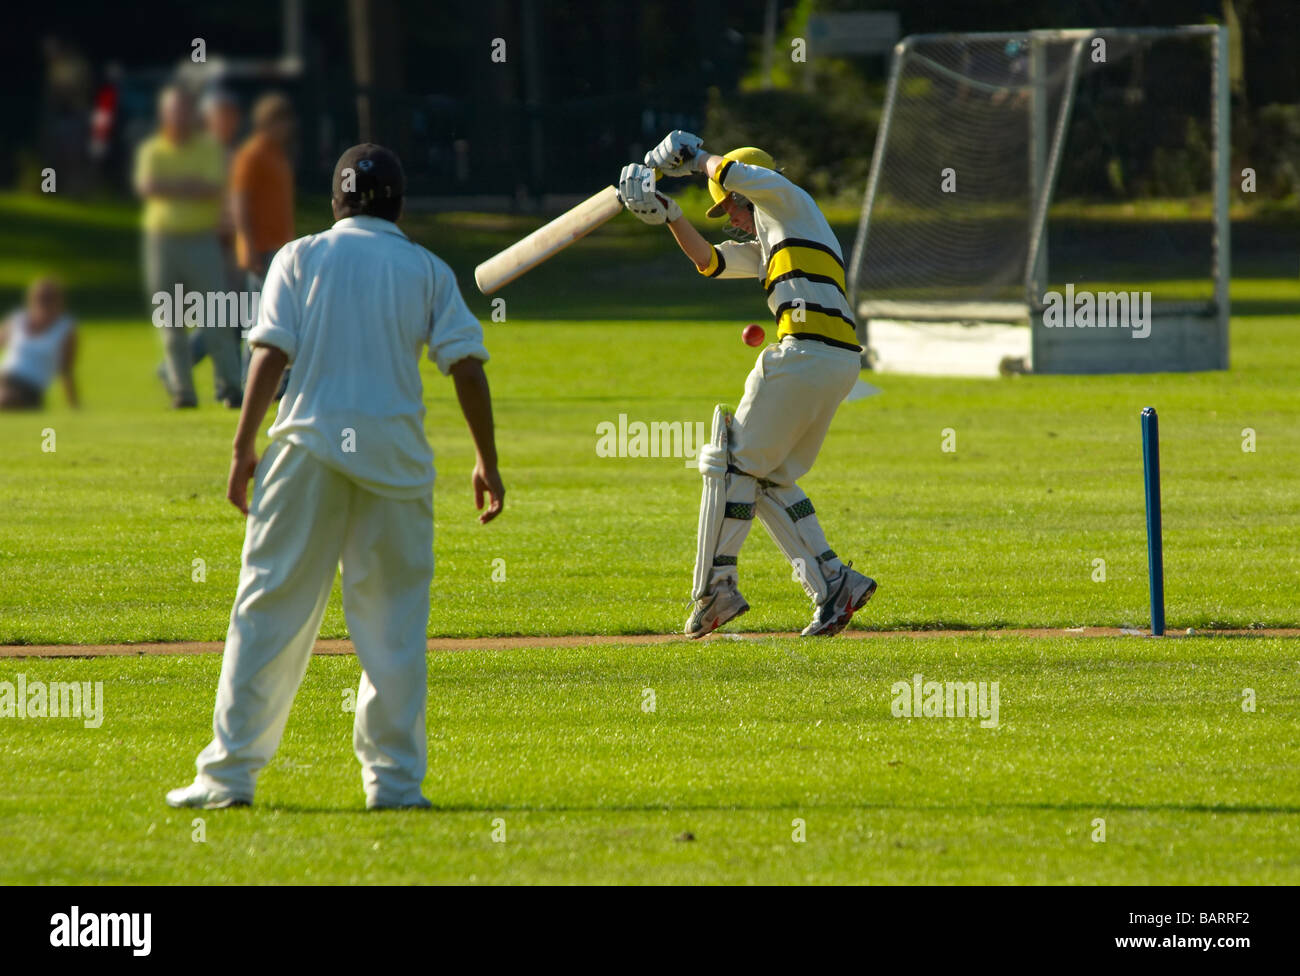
[
  {"x1": 4, "y1": 636, "x2": 1298, "y2": 884},
  {"x1": 0, "y1": 192, "x2": 1297, "y2": 884}
]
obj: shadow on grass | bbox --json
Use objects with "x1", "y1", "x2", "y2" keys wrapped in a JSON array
[{"x1": 256, "y1": 800, "x2": 1300, "y2": 816}]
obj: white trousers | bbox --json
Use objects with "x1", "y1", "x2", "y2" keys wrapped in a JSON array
[
  {"x1": 709, "y1": 337, "x2": 861, "y2": 600},
  {"x1": 730, "y1": 336, "x2": 861, "y2": 486},
  {"x1": 194, "y1": 439, "x2": 434, "y2": 807}
]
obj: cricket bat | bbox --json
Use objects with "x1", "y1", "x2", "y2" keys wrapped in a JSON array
[{"x1": 474, "y1": 185, "x2": 624, "y2": 295}]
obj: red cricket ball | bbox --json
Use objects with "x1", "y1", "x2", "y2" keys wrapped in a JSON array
[{"x1": 742, "y1": 323, "x2": 766, "y2": 347}]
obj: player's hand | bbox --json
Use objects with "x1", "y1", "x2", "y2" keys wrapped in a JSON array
[
  {"x1": 227, "y1": 444, "x2": 259, "y2": 516},
  {"x1": 473, "y1": 458, "x2": 505, "y2": 524},
  {"x1": 618, "y1": 164, "x2": 682, "y2": 225},
  {"x1": 645, "y1": 130, "x2": 704, "y2": 176}
]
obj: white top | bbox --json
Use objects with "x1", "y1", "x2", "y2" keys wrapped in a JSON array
[
  {"x1": 1, "y1": 311, "x2": 74, "y2": 389},
  {"x1": 247, "y1": 215, "x2": 488, "y2": 498}
]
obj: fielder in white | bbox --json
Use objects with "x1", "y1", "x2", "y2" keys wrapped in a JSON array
[
  {"x1": 167, "y1": 144, "x2": 504, "y2": 810},
  {"x1": 620, "y1": 131, "x2": 876, "y2": 638}
]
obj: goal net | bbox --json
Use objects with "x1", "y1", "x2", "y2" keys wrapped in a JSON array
[{"x1": 847, "y1": 26, "x2": 1230, "y2": 375}]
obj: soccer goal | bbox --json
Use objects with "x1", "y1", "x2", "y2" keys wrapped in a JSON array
[{"x1": 846, "y1": 25, "x2": 1230, "y2": 376}]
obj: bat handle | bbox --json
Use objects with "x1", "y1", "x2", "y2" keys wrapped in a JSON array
[
  {"x1": 613, "y1": 171, "x2": 659, "y2": 207},
  {"x1": 652, "y1": 144, "x2": 695, "y2": 180}
]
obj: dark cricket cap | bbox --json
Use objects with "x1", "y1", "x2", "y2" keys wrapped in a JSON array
[{"x1": 332, "y1": 143, "x2": 405, "y2": 208}]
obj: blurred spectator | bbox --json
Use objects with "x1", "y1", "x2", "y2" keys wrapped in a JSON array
[
  {"x1": 231, "y1": 92, "x2": 296, "y2": 396},
  {"x1": 203, "y1": 89, "x2": 243, "y2": 157},
  {"x1": 88, "y1": 63, "x2": 122, "y2": 174},
  {"x1": 40, "y1": 37, "x2": 92, "y2": 196},
  {"x1": 232, "y1": 93, "x2": 296, "y2": 283},
  {"x1": 134, "y1": 84, "x2": 241, "y2": 408},
  {"x1": 201, "y1": 91, "x2": 242, "y2": 249},
  {"x1": 0, "y1": 278, "x2": 78, "y2": 410},
  {"x1": 189, "y1": 89, "x2": 244, "y2": 400}
]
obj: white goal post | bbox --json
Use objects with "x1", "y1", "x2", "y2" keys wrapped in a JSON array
[{"x1": 847, "y1": 25, "x2": 1231, "y2": 375}]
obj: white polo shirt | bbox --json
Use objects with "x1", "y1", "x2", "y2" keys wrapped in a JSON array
[{"x1": 247, "y1": 215, "x2": 488, "y2": 498}]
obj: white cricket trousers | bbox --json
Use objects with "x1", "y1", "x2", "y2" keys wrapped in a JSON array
[
  {"x1": 194, "y1": 439, "x2": 434, "y2": 807},
  {"x1": 730, "y1": 336, "x2": 861, "y2": 486},
  {"x1": 709, "y1": 336, "x2": 861, "y2": 601}
]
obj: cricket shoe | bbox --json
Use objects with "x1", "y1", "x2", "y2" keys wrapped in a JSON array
[
  {"x1": 684, "y1": 580, "x2": 750, "y2": 639},
  {"x1": 165, "y1": 781, "x2": 252, "y2": 810},
  {"x1": 801, "y1": 564, "x2": 877, "y2": 637}
]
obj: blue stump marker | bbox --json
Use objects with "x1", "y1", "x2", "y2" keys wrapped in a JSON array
[{"x1": 1141, "y1": 407, "x2": 1165, "y2": 636}]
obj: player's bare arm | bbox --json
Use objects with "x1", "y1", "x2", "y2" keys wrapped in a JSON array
[
  {"x1": 617, "y1": 160, "x2": 712, "y2": 270},
  {"x1": 226, "y1": 343, "x2": 289, "y2": 515},
  {"x1": 449, "y1": 356, "x2": 504, "y2": 524},
  {"x1": 665, "y1": 210, "x2": 713, "y2": 271}
]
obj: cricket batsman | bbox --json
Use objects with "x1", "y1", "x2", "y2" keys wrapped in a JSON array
[
  {"x1": 167, "y1": 143, "x2": 504, "y2": 810},
  {"x1": 619, "y1": 131, "x2": 875, "y2": 638}
]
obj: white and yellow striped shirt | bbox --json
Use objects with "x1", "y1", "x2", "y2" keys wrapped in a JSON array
[{"x1": 698, "y1": 161, "x2": 859, "y2": 351}]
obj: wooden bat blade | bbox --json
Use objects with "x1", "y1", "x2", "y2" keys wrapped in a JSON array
[{"x1": 474, "y1": 185, "x2": 623, "y2": 295}]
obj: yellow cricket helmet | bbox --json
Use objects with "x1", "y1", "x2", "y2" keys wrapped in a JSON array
[{"x1": 706, "y1": 146, "x2": 775, "y2": 218}]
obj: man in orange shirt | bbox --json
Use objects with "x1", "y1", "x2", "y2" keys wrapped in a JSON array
[{"x1": 231, "y1": 94, "x2": 296, "y2": 391}]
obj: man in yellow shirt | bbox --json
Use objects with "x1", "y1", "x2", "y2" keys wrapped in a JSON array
[{"x1": 134, "y1": 85, "x2": 241, "y2": 408}]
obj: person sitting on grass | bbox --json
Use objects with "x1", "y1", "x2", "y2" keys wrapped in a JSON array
[{"x1": 0, "y1": 277, "x2": 78, "y2": 410}]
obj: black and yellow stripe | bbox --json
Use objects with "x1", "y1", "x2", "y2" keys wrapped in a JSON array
[
  {"x1": 762, "y1": 239, "x2": 847, "y2": 296},
  {"x1": 763, "y1": 238, "x2": 857, "y2": 348},
  {"x1": 774, "y1": 303, "x2": 860, "y2": 348}
]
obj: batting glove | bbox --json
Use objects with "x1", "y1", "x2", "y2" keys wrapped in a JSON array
[
  {"x1": 697, "y1": 443, "x2": 728, "y2": 479},
  {"x1": 618, "y1": 163, "x2": 682, "y2": 225},
  {"x1": 644, "y1": 130, "x2": 705, "y2": 177}
]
